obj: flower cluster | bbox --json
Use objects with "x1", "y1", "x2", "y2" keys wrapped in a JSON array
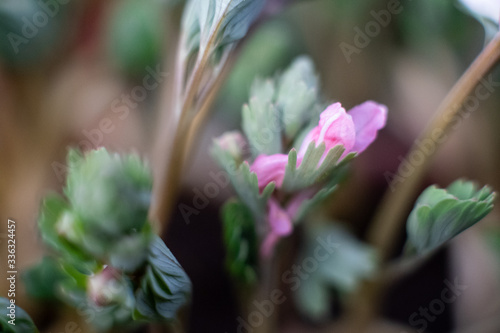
[
  {"x1": 212, "y1": 57, "x2": 387, "y2": 266},
  {"x1": 249, "y1": 101, "x2": 387, "y2": 256}
]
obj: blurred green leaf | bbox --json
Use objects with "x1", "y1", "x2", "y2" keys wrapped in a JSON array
[
  {"x1": 222, "y1": 199, "x2": 258, "y2": 284},
  {"x1": 0, "y1": 0, "x2": 70, "y2": 68},
  {"x1": 38, "y1": 194, "x2": 98, "y2": 274},
  {"x1": 106, "y1": 0, "x2": 166, "y2": 77},
  {"x1": 294, "y1": 223, "x2": 377, "y2": 321},
  {"x1": 22, "y1": 256, "x2": 66, "y2": 301},
  {"x1": 222, "y1": 20, "x2": 303, "y2": 110},
  {"x1": 406, "y1": 179, "x2": 496, "y2": 255},
  {"x1": 0, "y1": 298, "x2": 39, "y2": 333},
  {"x1": 134, "y1": 236, "x2": 192, "y2": 321},
  {"x1": 211, "y1": 140, "x2": 275, "y2": 220},
  {"x1": 65, "y1": 148, "x2": 152, "y2": 236}
]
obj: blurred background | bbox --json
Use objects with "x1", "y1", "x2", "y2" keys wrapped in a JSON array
[{"x1": 1, "y1": 0, "x2": 500, "y2": 332}]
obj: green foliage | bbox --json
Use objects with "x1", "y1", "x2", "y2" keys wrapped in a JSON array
[
  {"x1": 294, "y1": 223, "x2": 377, "y2": 321},
  {"x1": 277, "y1": 56, "x2": 320, "y2": 139},
  {"x1": 0, "y1": 298, "x2": 39, "y2": 333},
  {"x1": 406, "y1": 179, "x2": 496, "y2": 255},
  {"x1": 282, "y1": 142, "x2": 355, "y2": 192},
  {"x1": 65, "y1": 149, "x2": 152, "y2": 237},
  {"x1": 106, "y1": 0, "x2": 166, "y2": 77},
  {"x1": 32, "y1": 148, "x2": 191, "y2": 330},
  {"x1": 241, "y1": 56, "x2": 322, "y2": 157},
  {"x1": 181, "y1": 0, "x2": 266, "y2": 56},
  {"x1": 222, "y1": 200, "x2": 258, "y2": 284},
  {"x1": 222, "y1": 20, "x2": 303, "y2": 109},
  {"x1": 135, "y1": 236, "x2": 192, "y2": 321},
  {"x1": 0, "y1": 0, "x2": 70, "y2": 68},
  {"x1": 211, "y1": 140, "x2": 275, "y2": 221},
  {"x1": 242, "y1": 79, "x2": 283, "y2": 155},
  {"x1": 40, "y1": 149, "x2": 154, "y2": 274},
  {"x1": 22, "y1": 256, "x2": 66, "y2": 301}
]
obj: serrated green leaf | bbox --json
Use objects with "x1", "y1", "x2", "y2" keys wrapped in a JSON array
[
  {"x1": 0, "y1": 298, "x2": 39, "y2": 333},
  {"x1": 242, "y1": 79, "x2": 283, "y2": 156},
  {"x1": 134, "y1": 236, "x2": 191, "y2": 321},
  {"x1": 222, "y1": 200, "x2": 258, "y2": 284},
  {"x1": 276, "y1": 56, "x2": 320, "y2": 139},
  {"x1": 65, "y1": 148, "x2": 152, "y2": 237},
  {"x1": 282, "y1": 142, "x2": 355, "y2": 192},
  {"x1": 406, "y1": 179, "x2": 496, "y2": 255},
  {"x1": 211, "y1": 142, "x2": 274, "y2": 220}
]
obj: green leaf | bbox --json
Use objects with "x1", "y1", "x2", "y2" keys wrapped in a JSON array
[
  {"x1": 222, "y1": 200, "x2": 258, "y2": 284},
  {"x1": 281, "y1": 142, "x2": 356, "y2": 192},
  {"x1": 294, "y1": 223, "x2": 377, "y2": 321},
  {"x1": 38, "y1": 194, "x2": 97, "y2": 274},
  {"x1": 276, "y1": 56, "x2": 320, "y2": 139},
  {"x1": 0, "y1": 298, "x2": 39, "y2": 333},
  {"x1": 211, "y1": 141, "x2": 274, "y2": 221},
  {"x1": 106, "y1": 0, "x2": 166, "y2": 77},
  {"x1": 242, "y1": 79, "x2": 283, "y2": 156},
  {"x1": 134, "y1": 236, "x2": 192, "y2": 321},
  {"x1": 65, "y1": 148, "x2": 152, "y2": 237},
  {"x1": 181, "y1": 0, "x2": 266, "y2": 56},
  {"x1": 406, "y1": 179, "x2": 496, "y2": 255},
  {"x1": 22, "y1": 257, "x2": 66, "y2": 301},
  {"x1": 0, "y1": 0, "x2": 69, "y2": 68}
]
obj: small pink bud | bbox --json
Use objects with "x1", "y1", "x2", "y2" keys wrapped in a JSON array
[
  {"x1": 261, "y1": 198, "x2": 293, "y2": 257},
  {"x1": 214, "y1": 131, "x2": 248, "y2": 161},
  {"x1": 250, "y1": 153, "x2": 289, "y2": 191},
  {"x1": 87, "y1": 266, "x2": 124, "y2": 307}
]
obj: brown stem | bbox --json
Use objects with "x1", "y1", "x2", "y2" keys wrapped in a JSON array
[
  {"x1": 150, "y1": 12, "x2": 237, "y2": 231},
  {"x1": 341, "y1": 32, "x2": 500, "y2": 332}
]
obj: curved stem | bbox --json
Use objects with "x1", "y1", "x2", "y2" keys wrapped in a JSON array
[{"x1": 342, "y1": 32, "x2": 500, "y2": 332}]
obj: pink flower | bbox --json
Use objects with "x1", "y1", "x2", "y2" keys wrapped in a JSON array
[
  {"x1": 298, "y1": 101, "x2": 387, "y2": 159},
  {"x1": 298, "y1": 103, "x2": 356, "y2": 158},
  {"x1": 261, "y1": 198, "x2": 293, "y2": 257},
  {"x1": 250, "y1": 154, "x2": 289, "y2": 191},
  {"x1": 349, "y1": 101, "x2": 388, "y2": 153}
]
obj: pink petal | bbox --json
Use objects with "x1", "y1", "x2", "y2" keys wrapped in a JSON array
[
  {"x1": 318, "y1": 104, "x2": 356, "y2": 156},
  {"x1": 268, "y1": 198, "x2": 293, "y2": 235},
  {"x1": 285, "y1": 189, "x2": 316, "y2": 218},
  {"x1": 298, "y1": 126, "x2": 320, "y2": 158},
  {"x1": 298, "y1": 103, "x2": 356, "y2": 160},
  {"x1": 348, "y1": 101, "x2": 387, "y2": 154},
  {"x1": 261, "y1": 199, "x2": 293, "y2": 258},
  {"x1": 261, "y1": 233, "x2": 280, "y2": 258},
  {"x1": 250, "y1": 154, "x2": 289, "y2": 190}
]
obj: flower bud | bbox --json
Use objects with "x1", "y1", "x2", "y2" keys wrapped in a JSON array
[
  {"x1": 213, "y1": 131, "x2": 248, "y2": 162},
  {"x1": 87, "y1": 266, "x2": 128, "y2": 307}
]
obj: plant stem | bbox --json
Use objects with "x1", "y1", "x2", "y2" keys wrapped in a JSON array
[
  {"x1": 151, "y1": 8, "x2": 240, "y2": 232},
  {"x1": 342, "y1": 32, "x2": 500, "y2": 332}
]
